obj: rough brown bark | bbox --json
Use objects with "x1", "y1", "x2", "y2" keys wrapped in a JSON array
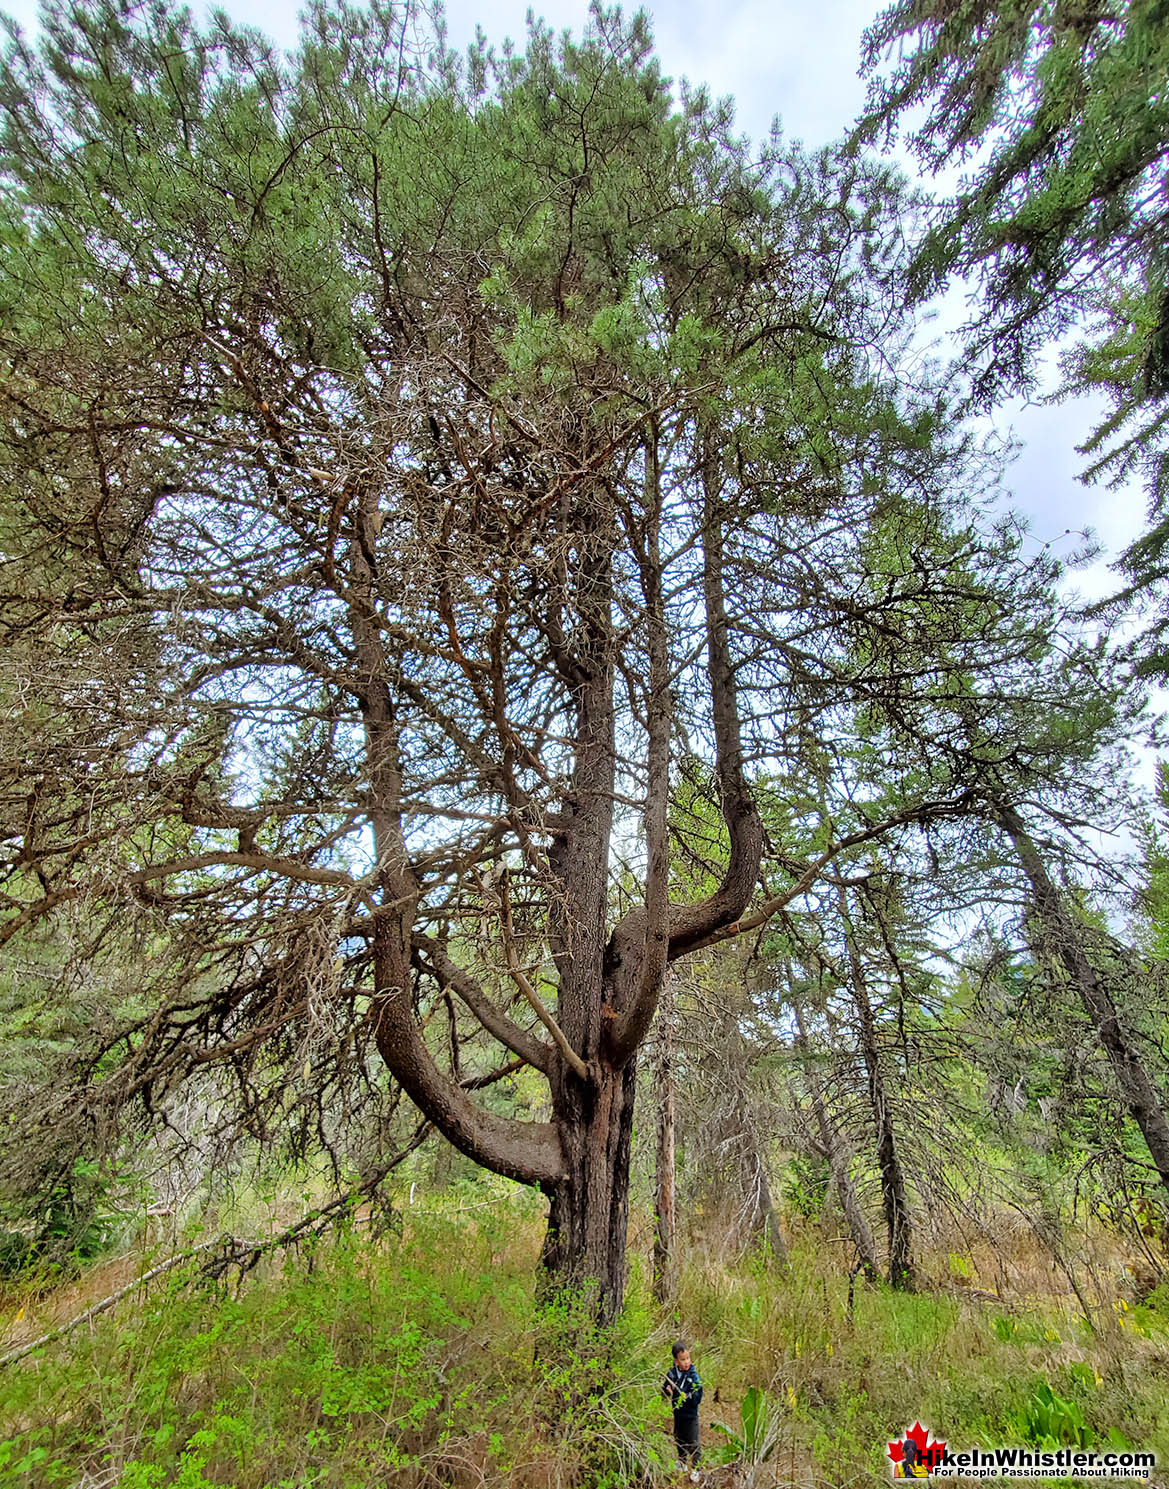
[
  {"x1": 536, "y1": 499, "x2": 634, "y2": 1317},
  {"x1": 996, "y1": 802, "x2": 1169, "y2": 1208},
  {"x1": 539, "y1": 1060, "x2": 637, "y2": 1323}
]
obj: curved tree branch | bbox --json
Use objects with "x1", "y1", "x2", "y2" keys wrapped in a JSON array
[{"x1": 412, "y1": 932, "x2": 554, "y2": 1077}]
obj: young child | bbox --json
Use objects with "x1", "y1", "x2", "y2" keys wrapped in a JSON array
[{"x1": 662, "y1": 1339, "x2": 703, "y2": 1480}]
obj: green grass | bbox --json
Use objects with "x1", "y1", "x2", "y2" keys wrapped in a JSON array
[
  {"x1": 0, "y1": 1186, "x2": 678, "y2": 1488},
  {"x1": 673, "y1": 1236, "x2": 1169, "y2": 1486},
  {"x1": 3, "y1": 1189, "x2": 1169, "y2": 1487}
]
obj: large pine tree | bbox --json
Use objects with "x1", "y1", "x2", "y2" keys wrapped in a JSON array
[{"x1": 0, "y1": 0, "x2": 1105, "y2": 1316}]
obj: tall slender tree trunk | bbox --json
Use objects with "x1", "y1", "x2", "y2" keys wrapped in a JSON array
[
  {"x1": 997, "y1": 802, "x2": 1169, "y2": 1208},
  {"x1": 839, "y1": 889, "x2": 915, "y2": 1290},
  {"x1": 792, "y1": 996, "x2": 881, "y2": 1283},
  {"x1": 723, "y1": 968, "x2": 788, "y2": 1266},
  {"x1": 751, "y1": 1151, "x2": 788, "y2": 1267},
  {"x1": 653, "y1": 971, "x2": 677, "y2": 1302},
  {"x1": 541, "y1": 521, "x2": 630, "y2": 1317}
]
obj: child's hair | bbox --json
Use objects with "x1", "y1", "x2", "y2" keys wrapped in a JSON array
[{"x1": 671, "y1": 1339, "x2": 689, "y2": 1360}]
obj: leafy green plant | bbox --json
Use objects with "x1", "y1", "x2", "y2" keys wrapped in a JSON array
[
  {"x1": 1066, "y1": 1361, "x2": 1101, "y2": 1392},
  {"x1": 0, "y1": 1153, "x2": 127, "y2": 1279},
  {"x1": 710, "y1": 1386, "x2": 782, "y2": 1467},
  {"x1": 947, "y1": 1252, "x2": 974, "y2": 1281},
  {"x1": 783, "y1": 1156, "x2": 830, "y2": 1220},
  {"x1": 1009, "y1": 1382, "x2": 1092, "y2": 1450}
]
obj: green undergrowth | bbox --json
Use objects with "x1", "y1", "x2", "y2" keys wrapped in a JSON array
[
  {"x1": 1, "y1": 1188, "x2": 674, "y2": 1489},
  {"x1": 673, "y1": 1245, "x2": 1169, "y2": 1485},
  {"x1": 3, "y1": 1194, "x2": 1169, "y2": 1487}
]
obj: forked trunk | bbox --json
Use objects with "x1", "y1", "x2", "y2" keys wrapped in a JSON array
[{"x1": 371, "y1": 448, "x2": 764, "y2": 1328}]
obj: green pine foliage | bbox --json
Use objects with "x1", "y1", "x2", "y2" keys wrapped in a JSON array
[
  {"x1": 857, "y1": 0, "x2": 1169, "y2": 395},
  {"x1": 856, "y1": 0, "x2": 1169, "y2": 668}
]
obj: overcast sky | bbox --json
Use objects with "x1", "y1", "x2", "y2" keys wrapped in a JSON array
[{"x1": 0, "y1": 0, "x2": 1144, "y2": 602}]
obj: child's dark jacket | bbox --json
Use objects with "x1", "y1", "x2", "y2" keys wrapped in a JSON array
[{"x1": 662, "y1": 1363, "x2": 703, "y2": 1421}]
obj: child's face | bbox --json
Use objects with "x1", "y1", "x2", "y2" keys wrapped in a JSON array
[{"x1": 674, "y1": 1349, "x2": 691, "y2": 1371}]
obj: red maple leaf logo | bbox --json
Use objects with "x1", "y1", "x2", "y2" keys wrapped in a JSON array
[{"x1": 887, "y1": 1421, "x2": 947, "y2": 1474}]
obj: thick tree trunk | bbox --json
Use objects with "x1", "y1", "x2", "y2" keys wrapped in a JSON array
[
  {"x1": 840, "y1": 889, "x2": 915, "y2": 1290},
  {"x1": 793, "y1": 996, "x2": 882, "y2": 1283},
  {"x1": 653, "y1": 973, "x2": 677, "y2": 1302},
  {"x1": 542, "y1": 507, "x2": 630, "y2": 1316},
  {"x1": 539, "y1": 1061, "x2": 637, "y2": 1322},
  {"x1": 997, "y1": 802, "x2": 1169, "y2": 1208}
]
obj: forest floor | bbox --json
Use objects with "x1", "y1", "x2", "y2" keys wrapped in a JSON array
[{"x1": 2, "y1": 1175, "x2": 1168, "y2": 1489}]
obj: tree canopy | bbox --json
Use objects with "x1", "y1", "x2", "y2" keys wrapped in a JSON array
[{"x1": 0, "y1": 0, "x2": 1149, "y2": 1315}]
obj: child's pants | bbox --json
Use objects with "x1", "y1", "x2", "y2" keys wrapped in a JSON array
[{"x1": 673, "y1": 1415, "x2": 700, "y2": 1465}]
